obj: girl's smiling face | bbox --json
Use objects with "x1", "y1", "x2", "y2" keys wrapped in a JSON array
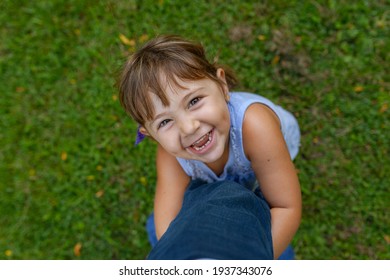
[{"x1": 141, "y1": 69, "x2": 231, "y2": 166}]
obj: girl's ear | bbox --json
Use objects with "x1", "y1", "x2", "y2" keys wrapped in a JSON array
[
  {"x1": 139, "y1": 126, "x2": 150, "y2": 136},
  {"x1": 216, "y1": 68, "x2": 226, "y2": 80},
  {"x1": 216, "y1": 68, "x2": 229, "y2": 101}
]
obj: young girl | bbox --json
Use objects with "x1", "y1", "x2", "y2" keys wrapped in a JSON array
[{"x1": 118, "y1": 35, "x2": 301, "y2": 259}]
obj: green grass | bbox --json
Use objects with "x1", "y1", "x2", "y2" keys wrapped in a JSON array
[{"x1": 0, "y1": 0, "x2": 388, "y2": 259}]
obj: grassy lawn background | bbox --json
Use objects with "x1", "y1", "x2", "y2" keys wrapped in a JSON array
[{"x1": 0, "y1": 0, "x2": 388, "y2": 259}]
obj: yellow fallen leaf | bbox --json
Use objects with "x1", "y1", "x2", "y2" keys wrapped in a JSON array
[
  {"x1": 354, "y1": 85, "x2": 364, "y2": 93},
  {"x1": 139, "y1": 176, "x2": 147, "y2": 186},
  {"x1": 312, "y1": 137, "x2": 319, "y2": 144},
  {"x1": 5, "y1": 250, "x2": 12, "y2": 257},
  {"x1": 61, "y1": 152, "x2": 67, "y2": 161},
  {"x1": 139, "y1": 34, "x2": 149, "y2": 43},
  {"x1": 119, "y1": 34, "x2": 135, "y2": 46},
  {"x1": 375, "y1": 20, "x2": 385, "y2": 29},
  {"x1": 95, "y1": 189, "x2": 104, "y2": 198},
  {"x1": 96, "y1": 165, "x2": 103, "y2": 171},
  {"x1": 257, "y1": 35, "x2": 266, "y2": 41},
  {"x1": 379, "y1": 103, "x2": 388, "y2": 113},
  {"x1": 74, "y1": 242, "x2": 82, "y2": 257},
  {"x1": 272, "y1": 55, "x2": 280, "y2": 65},
  {"x1": 16, "y1": 87, "x2": 25, "y2": 93},
  {"x1": 112, "y1": 95, "x2": 118, "y2": 101},
  {"x1": 86, "y1": 175, "x2": 95, "y2": 181}
]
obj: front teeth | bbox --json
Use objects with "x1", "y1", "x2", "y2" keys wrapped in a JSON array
[{"x1": 192, "y1": 132, "x2": 212, "y2": 151}]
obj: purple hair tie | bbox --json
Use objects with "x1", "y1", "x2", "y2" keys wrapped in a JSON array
[{"x1": 135, "y1": 125, "x2": 146, "y2": 145}]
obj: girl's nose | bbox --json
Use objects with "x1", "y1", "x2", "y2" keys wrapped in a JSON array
[{"x1": 178, "y1": 115, "x2": 200, "y2": 136}]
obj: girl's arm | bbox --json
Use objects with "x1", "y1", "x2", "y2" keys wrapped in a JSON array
[
  {"x1": 154, "y1": 144, "x2": 190, "y2": 239},
  {"x1": 243, "y1": 104, "x2": 302, "y2": 259}
]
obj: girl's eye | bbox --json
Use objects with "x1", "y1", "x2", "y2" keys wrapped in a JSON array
[
  {"x1": 189, "y1": 97, "x2": 201, "y2": 108},
  {"x1": 158, "y1": 119, "x2": 171, "y2": 129}
]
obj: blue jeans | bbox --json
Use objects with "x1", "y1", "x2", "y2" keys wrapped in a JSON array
[{"x1": 147, "y1": 179, "x2": 275, "y2": 260}]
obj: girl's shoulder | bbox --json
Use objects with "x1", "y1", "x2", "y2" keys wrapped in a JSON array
[
  {"x1": 230, "y1": 91, "x2": 276, "y2": 104},
  {"x1": 242, "y1": 103, "x2": 282, "y2": 161},
  {"x1": 230, "y1": 92, "x2": 301, "y2": 162},
  {"x1": 228, "y1": 92, "x2": 280, "y2": 127},
  {"x1": 229, "y1": 92, "x2": 279, "y2": 117}
]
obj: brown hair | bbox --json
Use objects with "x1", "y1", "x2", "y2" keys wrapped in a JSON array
[{"x1": 117, "y1": 35, "x2": 238, "y2": 126}]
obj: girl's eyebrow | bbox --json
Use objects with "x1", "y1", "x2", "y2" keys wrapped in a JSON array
[
  {"x1": 150, "y1": 86, "x2": 205, "y2": 126},
  {"x1": 181, "y1": 87, "x2": 204, "y2": 104},
  {"x1": 153, "y1": 111, "x2": 169, "y2": 123}
]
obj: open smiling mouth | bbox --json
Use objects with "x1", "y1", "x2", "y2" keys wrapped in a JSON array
[{"x1": 189, "y1": 129, "x2": 214, "y2": 152}]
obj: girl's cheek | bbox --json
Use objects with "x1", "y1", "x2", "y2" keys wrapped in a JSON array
[{"x1": 160, "y1": 136, "x2": 176, "y2": 150}]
